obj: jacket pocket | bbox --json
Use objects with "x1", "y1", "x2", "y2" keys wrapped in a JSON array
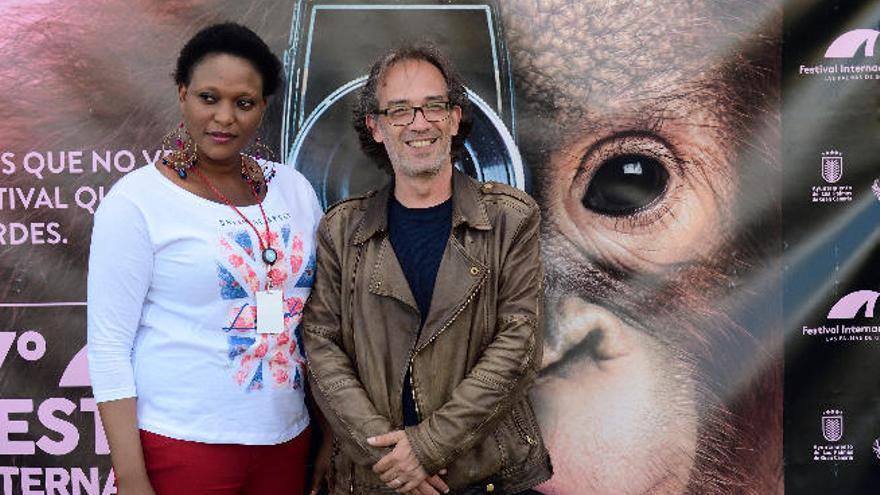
[
  {"x1": 350, "y1": 462, "x2": 400, "y2": 494},
  {"x1": 442, "y1": 436, "x2": 504, "y2": 489},
  {"x1": 492, "y1": 402, "x2": 541, "y2": 473},
  {"x1": 510, "y1": 401, "x2": 540, "y2": 449}
]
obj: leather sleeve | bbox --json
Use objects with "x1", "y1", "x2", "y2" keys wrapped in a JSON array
[
  {"x1": 302, "y1": 215, "x2": 394, "y2": 467},
  {"x1": 405, "y1": 202, "x2": 543, "y2": 474}
]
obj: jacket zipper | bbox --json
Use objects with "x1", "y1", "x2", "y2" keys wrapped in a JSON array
[
  {"x1": 408, "y1": 272, "x2": 488, "y2": 421},
  {"x1": 512, "y1": 407, "x2": 537, "y2": 446},
  {"x1": 399, "y1": 303, "x2": 421, "y2": 423},
  {"x1": 409, "y1": 356, "x2": 421, "y2": 420}
]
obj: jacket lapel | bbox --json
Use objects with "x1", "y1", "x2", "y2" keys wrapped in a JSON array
[
  {"x1": 356, "y1": 182, "x2": 421, "y2": 316},
  {"x1": 368, "y1": 237, "x2": 420, "y2": 317}
]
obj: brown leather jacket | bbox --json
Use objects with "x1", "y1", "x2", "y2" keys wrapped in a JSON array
[{"x1": 303, "y1": 171, "x2": 552, "y2": 494}]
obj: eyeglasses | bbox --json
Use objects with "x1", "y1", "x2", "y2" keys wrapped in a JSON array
[{"x1": 375, "y1": 101, "x2": 451, "y2": 126}]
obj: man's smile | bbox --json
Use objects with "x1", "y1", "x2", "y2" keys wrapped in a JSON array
[{"x1": 405, "y1": 137, "x2": 439, "y2": 148}]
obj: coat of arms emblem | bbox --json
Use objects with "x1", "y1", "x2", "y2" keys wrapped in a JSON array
[
  {"x1": 821, "y1": 151, "x2": 843, "y2": 184},
  {"x1": 822, "y1": 409, "x2": 844, "y2": 442}
]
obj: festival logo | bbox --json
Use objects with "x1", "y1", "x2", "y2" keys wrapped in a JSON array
[
  {"x1": 798, "y1": 29, "x2": 880, "y2": 82},
  {"x1": 821, "y1": 409, "x2": 844, "y2": 442},
  {"x1": 0, "y1": 331, "x2": 115, "y2": 491},
  {"x1": 801, "y1": 290, "x2": 880, "y2": 343}
]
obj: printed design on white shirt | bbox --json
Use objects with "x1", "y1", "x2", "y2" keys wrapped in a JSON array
[
  {"x1": 295, "y1": 253, "x2": 316, "y2": 288},
  {"x1": 216, "y1": 222, "x2": 309, "y2": 392}
]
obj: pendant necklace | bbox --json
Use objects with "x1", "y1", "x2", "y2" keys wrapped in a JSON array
[{"x1": 191, "y1": 158, "x2": 278, "y2": 273}]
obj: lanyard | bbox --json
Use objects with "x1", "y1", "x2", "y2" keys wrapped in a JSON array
[{"x1": 191, "y1": 165, "x2": 278, "y2": 288}]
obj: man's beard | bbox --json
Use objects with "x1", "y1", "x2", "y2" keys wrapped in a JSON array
[{"x1": 388, "y1": 136, "x2": 452, "y2": 179}]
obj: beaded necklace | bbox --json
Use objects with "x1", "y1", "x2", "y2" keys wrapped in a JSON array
[{"x1": 189, "y1": 156, "x2": 279, "y2": 283}]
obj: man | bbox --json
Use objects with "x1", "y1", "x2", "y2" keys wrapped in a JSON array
[{"x1": 302, "y1": 44, "x2": 552, "y2": 495}]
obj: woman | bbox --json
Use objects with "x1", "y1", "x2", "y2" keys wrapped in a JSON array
[{"x1": 87, "y1": 23, "x2": 329, "y2": 495}]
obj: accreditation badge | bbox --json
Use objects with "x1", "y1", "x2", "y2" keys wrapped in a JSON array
[{"x1": 255, "y1": 289, "x2": 284, "y2": 334}]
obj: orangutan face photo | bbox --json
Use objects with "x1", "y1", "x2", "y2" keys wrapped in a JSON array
[{"x1": 499, "y1": 1, "x2": 782, "y2": 493}]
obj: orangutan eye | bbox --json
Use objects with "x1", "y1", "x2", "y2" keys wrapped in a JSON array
[{"x1": 581, "y1": 155, "x2": 669, "y2": 216}]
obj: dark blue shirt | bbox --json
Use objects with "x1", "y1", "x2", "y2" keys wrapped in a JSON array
[{"x1": 388, "y1": 195, "x2": 452, "y2": 426}]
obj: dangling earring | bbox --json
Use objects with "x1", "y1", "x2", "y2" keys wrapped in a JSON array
[
  {"x1": 243, "y1": 135, "x2": 276, "y2": 163},
  {"x1": 160, "y1": 122, "x2": 197, "y2": 178},
  {"x1": 241, "y1": 135, "x2": 277, "y2": 193}
]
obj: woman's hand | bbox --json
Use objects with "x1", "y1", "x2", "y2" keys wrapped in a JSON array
[
  {"x1": 117, "y1": 475, "x2": 156, "y2": 495},
  {"x1": 309, "y1": 429, "x2": 333, "y2": 495},
  {"x1": 98, "y1": 398, "x2": 156, "y2": 495}
]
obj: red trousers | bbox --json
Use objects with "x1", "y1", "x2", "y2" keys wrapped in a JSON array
[{"x1": 140, "y1": 427, "x2": 310, "y2": 495}]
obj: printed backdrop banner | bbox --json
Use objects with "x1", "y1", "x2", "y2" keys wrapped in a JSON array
[{"x1": 0, "y1": 0, "x2": 876, "y2": 493}]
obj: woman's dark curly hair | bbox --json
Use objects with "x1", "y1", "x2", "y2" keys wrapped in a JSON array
[
  {"x1": 174, "y1": 22, "x2": 282, "y2": 97},
  {"x1": 352, "y1": 43, "x2": 472, "y2": 173}
]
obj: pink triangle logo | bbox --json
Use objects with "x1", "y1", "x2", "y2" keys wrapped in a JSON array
[
  {"x1": 827, "y1": 290, "x2": 880, "y2": 319},
  {"x1": 825, "y1": 29, "x2": 880, "y2": 58},
  {"x1": 58, "y1": 346, "x2": 90, "y2": 387}
]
